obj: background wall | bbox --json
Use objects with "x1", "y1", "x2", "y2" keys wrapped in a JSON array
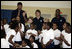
[{"x1": 1, "y1": 1, "x2": 71, "y2": 24}]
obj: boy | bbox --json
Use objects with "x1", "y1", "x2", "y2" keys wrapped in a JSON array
[
  {"x1": 52, "y1": 22, "x2": 61, "y2": 48},
  {"x1": 6, "y1": 20, "x2": 19, "y2": 48},
  {"x1": 21, "y1": 40, "x2": 30, "y2": 48},
  {"x1": 14, "y1": 16, "x2": 24, "y2": 45},
  {"x1": 41, "y1": 22, "x2": 54, "y2": 48},
  {"x1": 3, "y1": 18, "x2": 9, "y2": 34},
  {"x1": 29, "y1": 35, "x2": 38, "y2": 48},
  {"x1": 25, "y1": 23, "x2": 38, "y2": 40},
  {"x1": 61, "y1": 25, "x2": 71, "y2": 48}
]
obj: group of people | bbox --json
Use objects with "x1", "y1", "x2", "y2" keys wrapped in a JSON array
[{"x1": 1, "y1": 2, "x2": 71, "y2": 48}]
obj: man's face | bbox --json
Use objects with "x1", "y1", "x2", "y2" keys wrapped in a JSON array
[
  {"x1": 17, "y1": 5, "x2": 22, "y2": 10},
  {"x1": 56, "y1": 10, "x2": 60, "y2": 16}
]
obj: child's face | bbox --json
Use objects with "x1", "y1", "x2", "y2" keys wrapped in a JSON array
[
  {"x1": 30, "y1": 24, "x2": 34, "y2": 29},
  {"x1": 65, "y1": 27, "x2": 71, "y2": 33},
  {"x1": 3, "y1": 19, "x2": 7, "y2": 24},
  {"x1": 29, "y1": 37, "x2": 34, "y2": 43},
  {"x1": 63, "y1": 23, "x2": 66, "y2": 29},
  {"x1": 22, "y1": 41, "x2": 27, "y2": 47},
  {"x1": 28, "y1": 19, "x2": 33, "y2": 24},
  {"x1": 38, "y1": 30, "x2": 41, "y2": 35},
  {"x1": 47, "y1": 25, "x2": 50, "y2": 30},
  {"x1": 42, "y1": 23, "x2": 47, "y2": 29},
  {"x1": 53, "y1": 24, "x2": 57, "y2": 30}
]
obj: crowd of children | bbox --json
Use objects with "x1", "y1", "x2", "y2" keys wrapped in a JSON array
[{"x1": 1, "y1": 9, "x2": 71, "y2": 48}]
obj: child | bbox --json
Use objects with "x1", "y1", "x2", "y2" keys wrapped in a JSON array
[
  {"x1": 14, "y1": 16, "x2": 24, "y2": 45},
  {"x1": 52, "y1": 22, "x2": 61, "y2": 48},
  {"x1": 38, "y1": 22, "x2": 48, "y2": 48},
  {"x1": 61, "y1": 22, "x2": 70, "y2": 36},
  {"x1": 25, "y1": 23, "x2": 38, "y2": 40},
  {"x1": 6, "y1": 20, "x2": 19, "y2": 48},
  {"x1": 21, "y1": 40, "x2": 30, "y2": 48},
  {"x1": 1, "y1": 29, "x2": 9, "y2": 48},
  {"x1": 3, "y1": 18, "x2": 9, "y2": 34},
  {"x1": 60, "y1": 22, "x2": 71, "y2": 48},
  {"x1": 41, "y1": 22, "x2": 54, "y2": 48},
  {"x1": 25, "y1": 17, "x2": 33, "y2": 30},
  {"x1": 61, "y1": 25, "x2": 71, "y2": 48},
  {"x1": 29, "y1": 35, "x2": 38, "y2": 48}
]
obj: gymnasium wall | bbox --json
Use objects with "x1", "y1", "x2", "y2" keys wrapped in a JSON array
[{"x1": 1, "y1": 1, "x2": 71, "y2": 24}]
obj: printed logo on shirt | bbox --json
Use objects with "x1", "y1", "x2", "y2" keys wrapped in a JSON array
[
  {"x1": 40, "y1": 20, "x2": 42, "y2": 22},
  {"x1": 60, "y1": 20, "x2": 62, "y2": 22}
]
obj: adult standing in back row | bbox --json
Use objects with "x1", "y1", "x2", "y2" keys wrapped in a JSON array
[
  {"x1": 33, "y1": 10, "x2": 44, "y2": 31},
  {"x1": 51, "y1": 9, "x2": 66, "y2": 31},
  {"x1": 11, "y1": 2, "x2": 27, "y2": 26}
]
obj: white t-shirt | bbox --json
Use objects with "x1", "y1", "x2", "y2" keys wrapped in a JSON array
[
  {"x1": 62, "y1": 30, "x2": 68, "y2": 36},
  {"x1": 42, "y1": 29, "x2": 54, "y2": 45},
  {"x1": 38, "y1": 33, "x2": 43, "y2": 43},
  {"x1": 22, "y1": 46, "x2": 30, "y2": 48},
  {"x1": 53, "y1": 29, "x2": 61, "y2": 45},
  {"x1": 14, "y1": 23, "x2": 24, "y2": 41},
  {"x1": 62, "y1": 33, "x2": 71, "y2": 48},
  {"x1": 1, "y1": 38, "x2": 9, "y2": 48},
  {"x1": 14, "y1": 32, "x2": 22, "y2": 41},
  {"x1": 4, "y1": 24, "x2": 9, "y2": 33},
  {"x1": 32, "y1": 42, "x2": 38, "y2": 48},
  {"x1": 6, "y1": 29, "x2": 16, "y2": 46},
  {"x1": 25, "y1": 29, "x2": 38, "y2": 40},
  {"x1": 20, "y1": 23, "x2": 25, "y2": 32}
]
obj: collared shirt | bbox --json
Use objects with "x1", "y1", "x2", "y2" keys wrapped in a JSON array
[{"x1": 33, "y1": 17, "x2": 44, "y2": 31}]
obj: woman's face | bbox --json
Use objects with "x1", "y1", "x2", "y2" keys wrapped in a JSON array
[
  {"x1": 35, "y1": 12, "x2": 40, "y2": 17},
  {"x1": 28, "y1": 19, "x2": 33, "y2": 23}
]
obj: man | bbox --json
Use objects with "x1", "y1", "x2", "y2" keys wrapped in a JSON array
[
  {"x1": 51, "y1": 9, "x2": 66, "y2": 31},
  {"x1": 33, "y1": 10, "x2": 44, "y2": 31},
  {"x1": 11, "y1": 2, "x2": 27, "y2": 25}
]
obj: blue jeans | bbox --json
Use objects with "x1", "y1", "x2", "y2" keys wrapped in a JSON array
[{"x1": 46, "y1": 42, "x2": 54, "y2": 48}]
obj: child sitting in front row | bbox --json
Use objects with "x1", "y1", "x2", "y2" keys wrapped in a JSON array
[
  {"x1": 29, "y1": 35, "x2": 38, "y2": 48},
  {"x1": 52, "y1": 22, "x2": 61, "y2": 48},
  {"x1": 61, "y1": 25, "x2": 71, "y2": 48},
  {"x1": 25, "y1": 23, "x2": 38, "y2": 40},
  {"x1": 41, "y1": 22, "x2": 54, "y2": 48}
]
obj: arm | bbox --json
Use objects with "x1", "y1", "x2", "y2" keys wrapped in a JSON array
[
  {"x1": 46, "y1": 39, "x2": 53, "y2": 46},
  {"x1": 8, "y1": 35, "x2": 15, "y2": 46},
  {"x1": 61, "y1": 34, "x2": 70, "y2": 46}
]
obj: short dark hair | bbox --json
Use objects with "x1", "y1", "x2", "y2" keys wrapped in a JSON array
[
  {"x1": 30, "y1": 35, "x2": 35, "y2": 41},
  {"x1": 64, "y1": 22, "x2": 70, "y2": 27},
  {"x1": 47, "y1": 22, "x2": 52, "y2": 28},
  {"x1": 52, "y1": 22, "x2": 58, "y2": 26},
  {"x1": 35, "y1": 9, "x2": 41, "y2": 14},
  {"x1": 17, "y1": 2, "x2": 22, "y2": 6},
  {"x1": 10, "y1": 20, "x2": 19, "y2": 29}
]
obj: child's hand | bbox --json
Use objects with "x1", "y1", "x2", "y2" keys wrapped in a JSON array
[
  {"x1": 61, "y1": 34, "x2": 64, "y2": 40},
  {"x1": 42, "y1": 44, "x2": 46, "y2": 48}
]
